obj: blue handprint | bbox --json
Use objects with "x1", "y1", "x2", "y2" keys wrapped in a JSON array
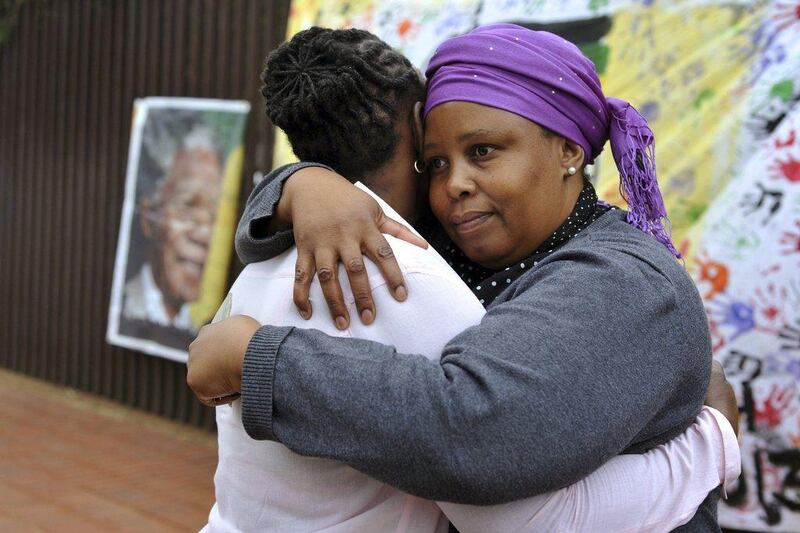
[{"x1": 707, "y1": 294, "x2": 756, "y2": 341}]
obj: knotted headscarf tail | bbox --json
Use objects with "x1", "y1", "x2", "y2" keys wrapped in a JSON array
[
  {"x1": 607, "y1": 97, "x2": 680, "y2": 258},
  {"x1": 424, "y1": 23, "x2": 680, "y2": 258}
]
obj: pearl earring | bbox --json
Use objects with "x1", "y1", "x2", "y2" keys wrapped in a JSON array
[{"x1": 567, "y1": 166, "x2": 577, "y2": 176}]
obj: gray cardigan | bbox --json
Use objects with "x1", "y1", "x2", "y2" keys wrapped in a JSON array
[{"x1": 235, "y1": 163, "x2": 719, "y2": 530}]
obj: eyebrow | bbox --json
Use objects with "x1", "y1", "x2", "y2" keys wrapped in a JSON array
[
  {"x1": 457, "y1": 128, "x2": 500, "y2": 142},
  {"x1": 423, "y1": 128, "x2": 505, "y2": 151}
]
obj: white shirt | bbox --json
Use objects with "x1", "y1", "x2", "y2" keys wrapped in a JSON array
[{"x1": 204, "y1": 184, "x2": 739, "y2": 533}]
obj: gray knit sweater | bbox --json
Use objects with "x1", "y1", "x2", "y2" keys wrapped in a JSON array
[{"x1": 236, "y1": 163, "x2": 719, "y2": 531}]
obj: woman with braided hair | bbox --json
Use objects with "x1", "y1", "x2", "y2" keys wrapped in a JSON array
[{"x1": 191, "y1": 26, "x2": 739, "y2": 531}]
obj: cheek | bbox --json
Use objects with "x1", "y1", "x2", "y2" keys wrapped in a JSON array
[{"x1": 427, "y1": 179, "x2": 448, "y2": 220}]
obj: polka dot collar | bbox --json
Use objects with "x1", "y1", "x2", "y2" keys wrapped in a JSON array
[{"x1": 458, "y1": 180, "x2": 611, "y2": 307}]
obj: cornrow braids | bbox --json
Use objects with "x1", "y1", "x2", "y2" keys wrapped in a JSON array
[{"x1": 262, "y1": 27, "x2": 425, "y2": 181}]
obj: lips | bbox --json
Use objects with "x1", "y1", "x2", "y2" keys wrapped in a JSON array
[{"x1": 450, "y1": 211, "x2": 493, "y2": 234}]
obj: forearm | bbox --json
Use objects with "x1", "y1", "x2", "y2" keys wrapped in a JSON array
[
  {"x1": 439, "y1": 407, "x2": 738, "y2": 532},
  {"x1": 242, "y1": 329, "x2": 678, "y2": 504},
  {"x1": 241, "y1": 253, "x2": 708, "y2": 504},
  {"x1": 234, "y1": 162, "x2": 332, "y2": 264},
  {"x1": 242, "y1": 326, "x2": 495, "y2": 502}
]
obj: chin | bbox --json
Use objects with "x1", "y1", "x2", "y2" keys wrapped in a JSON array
[{"x1": 460, "y1": 244, "x2": 507, "y2": 270}]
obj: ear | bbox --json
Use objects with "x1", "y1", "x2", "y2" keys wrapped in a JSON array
[
  {"x1": 410, "y1": 101, "x2": 425, "y2": 159},
  {"x1": 560, "y1": 137, "x2": 585, "y2": 177}
]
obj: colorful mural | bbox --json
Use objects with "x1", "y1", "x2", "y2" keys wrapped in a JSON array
[{"x1": 278, "y1": 1, "x2": 800, "y2": 528}]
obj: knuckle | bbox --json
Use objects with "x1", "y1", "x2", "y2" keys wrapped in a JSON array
[
  {"x1": 375, "y1": 244, "x2": 394, "y2": 260},
  {"x1": 317, "y1": 267, "x2": 335, "y2": 282},
  {"x1": 346, "y1": 258, "x2": 365, "y2": 273},
  {"x1": 294, "y1": 268, "x2": 309, "y2": 283},
  {"x1": 354, "y1": 292, "x2": 372, "y2": 305},
  {"x1": 329, "y1": 303, "x2": 347, "y2": 316}
]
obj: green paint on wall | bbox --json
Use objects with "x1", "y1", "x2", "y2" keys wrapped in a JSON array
[
  {"x1": 579, "y1": 42, "x2": 609, "y2": 75},
  {"x1": 770, "y1": 79, "x2": 794, "y2": 103},
  {"x1": 693, "y1": 88, "x2": 715, "y2": 109},
  {"x1": 588, "y1": 0, "x2": 610, "y2": 11}
]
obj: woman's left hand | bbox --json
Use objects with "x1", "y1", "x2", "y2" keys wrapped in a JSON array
[{"x1": 187, "y1": 315, "x2": 261, "y2": 406}]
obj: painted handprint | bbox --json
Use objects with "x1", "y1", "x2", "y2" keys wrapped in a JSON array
[
  {"x1": 713, "y1": 219, "x2": 762, "y2": 258},
  {"x1": 706, "y1": 293, "x2": 757, "y2": 342},
  {"x1": 694, "y1": 253, "x2": 729, "y2": 301},
  {"x1": 781, "y1": 220, "x2": 800, "y2": 255},
  {"x1": 740, "y1": 182, "x2": 784, "y2": 224},
  {"x1": 755, "y1": 383, "x2": 798, "y2": 431},
  {"x1": 781, "y1": 318, "x2": 800, "y2": 354},
  {"x1": 772, "y1": 154, "x2": 800, "y2": 184},
  {"x1": 753, "y1": 282, "x2": 790, "y2": 333},
  {"x1": 775, "y1": 128, "x2": 796, "y2": 149}
]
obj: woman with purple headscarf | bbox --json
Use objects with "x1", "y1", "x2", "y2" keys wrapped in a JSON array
[{"x1": 191, "y1": 24, "x2": 731, "y2": 529}]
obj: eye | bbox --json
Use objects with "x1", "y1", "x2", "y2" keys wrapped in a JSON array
[
  {"x1": 427, "y1": 156, "x2": 447, "y2": 171},
  {"x1": 472, "y1": 144, "x2": 496, "y2": 158}
]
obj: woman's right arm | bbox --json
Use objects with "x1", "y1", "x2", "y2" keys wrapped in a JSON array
[{"x1": 235, "y1": 163, "x2": 427, "y2": 328}]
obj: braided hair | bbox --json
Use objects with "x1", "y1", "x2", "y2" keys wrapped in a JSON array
[{"x1": 262, "y1": 27, "x2": 425, "y2": 181}]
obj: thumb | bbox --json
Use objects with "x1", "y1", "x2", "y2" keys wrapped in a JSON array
[{"x1": 376, "y1": 213, "x2": 428, "y2": 249}]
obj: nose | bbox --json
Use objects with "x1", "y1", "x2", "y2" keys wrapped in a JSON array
[{"x1": 444, "y1": 163, "x2": 477, "y2": 201}]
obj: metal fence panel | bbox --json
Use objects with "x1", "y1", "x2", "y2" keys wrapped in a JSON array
[{"x1": 0, "y1": 0, "x2": 290, "y2": 428}]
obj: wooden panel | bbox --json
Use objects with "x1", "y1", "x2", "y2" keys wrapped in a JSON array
[{"x1": 0, "y1": 0, "x2": 291, "y2": 428}]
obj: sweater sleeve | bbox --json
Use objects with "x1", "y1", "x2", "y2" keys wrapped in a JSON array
[
  {"x1": 234, "y1": 162, "x2": 332, "y2": 265},
  {"x1": 240, "y1": 246, "x2": 711, "y2": 505}
]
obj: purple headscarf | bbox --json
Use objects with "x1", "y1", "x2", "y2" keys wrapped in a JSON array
[{"x1": 424, "y1": 23, "x2": 680, "y2": 258}]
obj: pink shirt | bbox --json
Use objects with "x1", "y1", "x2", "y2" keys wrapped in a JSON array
[{"x1": 204, "y1": 184, "x2": 740, "y2": 532}]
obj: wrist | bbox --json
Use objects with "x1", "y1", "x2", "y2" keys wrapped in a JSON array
[
  {"x1": 275, "y1": 181, "x2": 295, "y2": 229},
  {"x1": 228, "y1": 317, "x2": 261, "y2": 392}
]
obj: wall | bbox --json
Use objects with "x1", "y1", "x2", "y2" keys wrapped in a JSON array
[{"x1": 0, "y1": 0, "x2": 291, "y2": 428}]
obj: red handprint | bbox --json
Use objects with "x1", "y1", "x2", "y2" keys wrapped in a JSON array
[
  {"x1": 753, "y1": 283, "x2": 789, "y2": 333},
  {"x1": 755, "y1": 384, "x2": 797, "y2": 431},
  {"x1": 775, "y1": 128, "x2": 796, "y2": 149},
  {"x1": 781, "y1": 220, "x2": 800, "y2": 255},
  {"x1": 772, "y1": 154, "x2": 800, "y2": 183}
]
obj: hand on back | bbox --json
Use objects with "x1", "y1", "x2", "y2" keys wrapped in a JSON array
[{"x1": 281, "y1": 167, "x2": 427, "y2": 329}]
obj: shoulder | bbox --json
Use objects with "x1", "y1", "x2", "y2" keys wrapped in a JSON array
[
  {"x1": 236, "y1": 248, "x2": 299, "y2": 281},
  {"x1": 232, "y1": 236, "x2": 469, "y2": 298},
  {"x1": 519, "y1": 210, "x2": 694, "y2": 301},
  {"x1": 501, "y1": 211, "x2": 707, "y2": 337},
  {"x1": 575, "y1": 210, "x2": 689, "y2": 284},
  {"x1": 354, "y1": 233, "x2": 468, "y2": 290}
]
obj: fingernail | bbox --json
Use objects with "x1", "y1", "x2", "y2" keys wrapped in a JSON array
[
  {"x1": 395, "y1": 285, "x2": 407, "y2": 301},
  {"x1": 299, "y1": 308, "x2": 310, "y2": 320},
  {"x1": 335, "y1": 316, "x2": 348, "y2": 330},
  {"x1": 361, "y1": 309, "x2": 373, "y2": 324}
]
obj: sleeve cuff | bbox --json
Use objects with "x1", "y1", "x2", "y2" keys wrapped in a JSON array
[
  {"x1": 235, "y1": 162, "x2": 333, "y2": 264},
  {"x1": 251, "y1": 161, "x2": 333, "y2": 222},
  {"x1": 240, "y1": 325, "x2": 294, "y2": 440},
  {"x1": 704, "y1": 405, "x2": 742, "y2": 498}
]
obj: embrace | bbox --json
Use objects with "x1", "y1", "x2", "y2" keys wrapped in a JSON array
[{"x1": 188, "y1": 24, "x2": 740, "y2": 532}]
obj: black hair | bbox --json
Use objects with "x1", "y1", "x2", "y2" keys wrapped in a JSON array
[{"x1": 261, "y1": 27, "x2": 425, "y2": 181}]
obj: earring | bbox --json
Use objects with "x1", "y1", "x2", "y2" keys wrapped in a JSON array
[
  {"x1": 414, "y1": 160, "x2": 426, "y2": 174},
  {"x1": 567, "y1": 166, "x2": 577, "y2": 176}
]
